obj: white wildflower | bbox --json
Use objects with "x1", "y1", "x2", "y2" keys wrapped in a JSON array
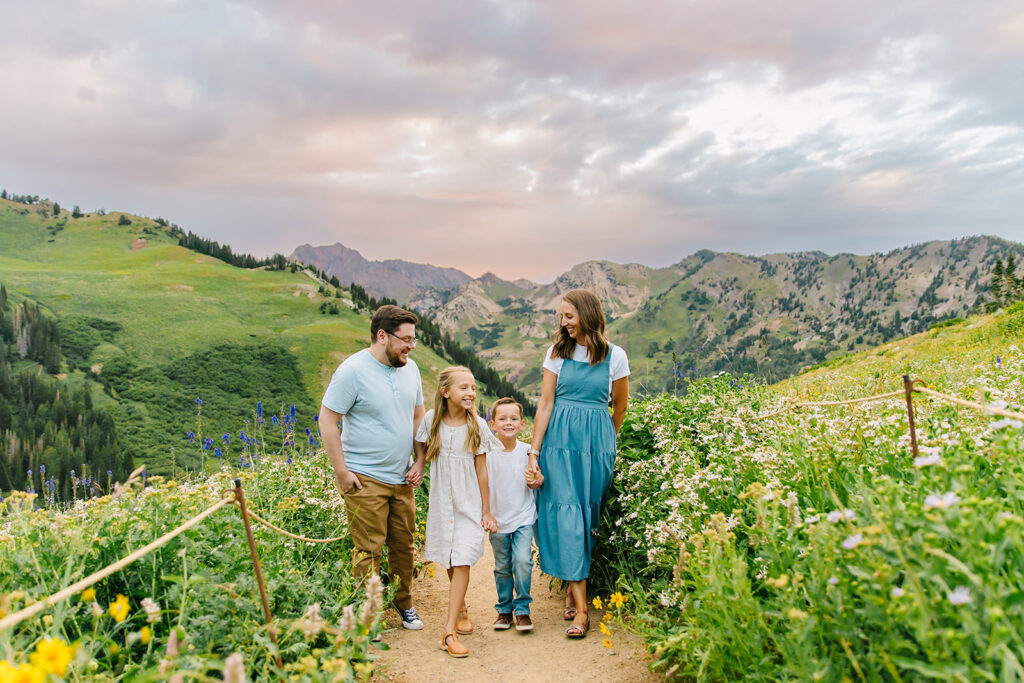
[
  {"x1": 141, "y1": 597, "x2": 161, "y2": 624},
  {"x1": 891, "y1": 587, "x2": 904, "y2": 598},
  {"x1": 827, "y1": 509, "x2": 856, "y2": 523},
  {"x1": 991, "y1": 418, "x2": 1023, "y2": 430},
  {"x1": 841, "y1": 534, "x2": 864, "y2": 550},
  {"x1": 828, "y1": 577, "x2": 839, "y2": 585},
  {"x1": 223, "y1": 652, "x2": 247, "y2": 683},
  {"x1": 913, "y1": 453, "x2": 942, "y2": 468},
  {"x1": 297, "y1": 603, "x2": 328, "y2": 639},
  {"x1": 924, "y1": 492, "x2": 960, "y2": 510},
  {"x1": 947, "y1": 586, "x2": 972, "y2": 606}
]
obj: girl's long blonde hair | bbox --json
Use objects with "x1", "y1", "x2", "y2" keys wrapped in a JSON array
[{"x1": 425, "y1": 366, "x2": 483, "y2": 462}]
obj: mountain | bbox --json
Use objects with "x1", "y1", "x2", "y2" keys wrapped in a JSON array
[
  {"x1": 407, "y1": 236, "x2": 1024, "y2": 397},
  {"x1": 291, "y1": 242, "x2": 472, "y2": 303}
]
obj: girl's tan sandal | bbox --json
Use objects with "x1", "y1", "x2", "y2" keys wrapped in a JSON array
[
  {"x1": 456, "y1": 606, "x2": 473, "y2": 634},
  {"x1": 440, "y1": 632, "x2": 469, "y2": 658}
]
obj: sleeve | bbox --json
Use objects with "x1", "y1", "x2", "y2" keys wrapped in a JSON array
[
  {"x1": 541, "y1": 345, "x2": 563, "y2": 376},
  {"x1": 321, "y1": 362, "x2": 357, "y2": 414},
  {"x1": 476, "y1": 415, "x2": 501, "y2": 454},
  {"x1": 413, "y1": 361, "x2": 424, "y2": 406},
  {"x1": 415, "y1": 410, "x2": 433, "y2": 443},
  {"x1": 610, "y1": 345, "x2": 631, "y2": 381}
]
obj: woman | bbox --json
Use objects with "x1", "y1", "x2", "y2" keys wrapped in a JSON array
[{"x1": 527, "y1": 289, "x2": 629, "y2": 637}]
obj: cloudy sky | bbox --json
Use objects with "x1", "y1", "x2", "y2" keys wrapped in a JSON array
[{"x1": 2, "y1": 1, "x2": 1023, "y2": 281}]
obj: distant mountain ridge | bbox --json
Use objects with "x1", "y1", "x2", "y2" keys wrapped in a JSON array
[
  {"x1": 291, "y1": 242, "x2": 472, "y2": 302},
  {"x1": 403, "y1": 236, "x2": 1024, "y2": 396}
]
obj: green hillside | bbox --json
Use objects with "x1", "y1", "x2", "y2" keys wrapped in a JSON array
[{"x1": 0, "y1": 198, "x2": 457, "y2": 475}]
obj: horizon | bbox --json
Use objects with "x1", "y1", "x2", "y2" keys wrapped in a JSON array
[{"x1": 2, "y1": 2, "x2": 1023, "y2": 281}]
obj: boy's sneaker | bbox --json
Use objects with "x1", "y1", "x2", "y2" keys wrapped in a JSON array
[
  {"x1": 515, "y1": 614, "x2": 534, "y2": 632},
  {"x1": 396, "y1": 605, "x2": 424, "y2": 630},
  {"x1": 493, "y1": 613, "x2": 513, "y2": 630}
]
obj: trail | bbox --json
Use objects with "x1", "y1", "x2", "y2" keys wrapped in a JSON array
[{"x1": 372, "y1": 550, "x2": 659, "y2": 682}]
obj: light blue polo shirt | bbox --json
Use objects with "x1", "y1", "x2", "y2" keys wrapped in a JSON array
[{"x1": 321, "y1": 348, "x2": 424, "y2": 485}]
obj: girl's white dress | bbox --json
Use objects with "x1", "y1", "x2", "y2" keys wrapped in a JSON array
[{"x1": 416, "y1": 410, "x2": 499, "y2": 568}]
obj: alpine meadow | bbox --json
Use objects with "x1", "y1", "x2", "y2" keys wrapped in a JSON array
[{"x1": 2, "y1": 194, "x2": 1024, "y2": 680}]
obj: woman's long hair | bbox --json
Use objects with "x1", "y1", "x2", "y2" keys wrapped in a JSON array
[
  {"x1": 425, "y1": 366, "x2": 483, "y2": 462},
  {"x1": 551, "y1": 289, "x2": 610, "y2": 365}
]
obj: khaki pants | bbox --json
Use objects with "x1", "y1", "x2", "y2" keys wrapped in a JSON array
[{"x1": 341, "y1": 474, "x2": 416, "y2": 610}]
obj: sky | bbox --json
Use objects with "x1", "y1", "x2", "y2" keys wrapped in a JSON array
[{"x1": 1, "y1": 1, "x2": 1023, "y2": 282}]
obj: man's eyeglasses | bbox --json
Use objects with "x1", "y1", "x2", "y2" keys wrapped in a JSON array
[{"x1": 385, "y1": 331, "x2": 418, "y2": 347}]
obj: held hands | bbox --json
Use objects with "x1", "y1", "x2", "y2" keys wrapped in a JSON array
[
  {"x1": 405, "y1": 461, "x2": 425, "y2": 488},
  {"x1": 525, "y1": 464, "x2": 544, "y2": 489},
  {"x1": 481, "y1": 512, "x2": 498, "y2": 533}
]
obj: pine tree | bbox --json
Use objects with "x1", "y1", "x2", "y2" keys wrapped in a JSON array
[
  {"x1": 52, "y1": 202, "x2": 60, "y2": 216},
  {"x1": 990, "y1": 259, "x2": 1005, "y2": 309}
]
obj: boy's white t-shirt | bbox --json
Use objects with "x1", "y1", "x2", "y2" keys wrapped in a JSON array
[
  {"x1": 486, "y1": 440, "x2": 537, "y2": 534},
  {"x1": 542, "y1": 343, "x2": 630, "y2": 393}
]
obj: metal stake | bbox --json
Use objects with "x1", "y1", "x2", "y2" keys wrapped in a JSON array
[
  {"x1": 902, "y1": 375, "x2": 919, "y2": 459},
  {"x1": 233, "y1": 478, "x2": 283, "y2": 669}
]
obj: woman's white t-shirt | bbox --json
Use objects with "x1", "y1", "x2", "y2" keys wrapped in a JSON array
[{"x1": 542, "y1": 343, "x2": 630, "y2": 393}]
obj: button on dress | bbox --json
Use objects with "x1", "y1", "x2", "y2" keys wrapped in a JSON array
[{"x1": 417, "y1": 411, "x2": 499, "y2": 569}]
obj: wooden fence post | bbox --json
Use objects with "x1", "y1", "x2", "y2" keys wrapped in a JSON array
[
  {"x1": 903, "y1": 375, "x2": 919, "y2": 459},
  {"x1": 233, "y1": 478, "x2": 283, "y2": 669}
]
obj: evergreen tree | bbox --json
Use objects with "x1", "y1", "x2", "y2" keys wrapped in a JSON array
[
  {"x1": 72, "y1": 205, "x2": 82, "y2": 218},
  {"x1": 52, "y1": 202, "x2": 60, "y2": 216}
]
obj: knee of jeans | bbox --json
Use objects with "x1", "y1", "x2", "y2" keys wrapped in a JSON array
[{"x1": 512, "y1": 553, "x2": 533, "y2": 572}]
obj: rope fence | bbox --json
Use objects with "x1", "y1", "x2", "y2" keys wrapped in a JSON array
[
  {"x1": 0, "y1": 476, "x2": 349, "y2": 665},
  {"x1": 754, "y1": 375, "x2": 1024, "y2": 458},
  {"x1": 0, "y1": 494, "x2": 236, "y2": 632}
]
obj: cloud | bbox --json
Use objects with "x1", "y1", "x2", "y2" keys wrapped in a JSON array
[{"x1": 0, "y1": 1, "x2": 1022, "y2": 281}]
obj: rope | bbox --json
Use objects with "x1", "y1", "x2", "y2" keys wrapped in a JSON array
[
  {"x1": 914, "y1": 386, "x2": 1024, "y2": 422},
  {"x1": 237, "y1": 504, "x2": 348, "y2": 544},
  {"x1": 753, "y1": 390, "x2": 905, "y2": 420},
  {"x1": 0, "y1": 494, "x2": 235, "y2": 632}
]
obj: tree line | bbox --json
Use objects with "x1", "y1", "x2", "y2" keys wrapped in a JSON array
[
  {"x1": 982, "y1": 256, "x2": 1024, "y2": 311},
  {"x1": 0, "y1": 284, "x2": 131, "y2": 498}
]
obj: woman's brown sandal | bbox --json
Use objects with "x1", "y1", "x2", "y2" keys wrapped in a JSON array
[
  {"x1": 440, "y1": 632, "x2": 469, "y2": 658},
  {"x1": 566, "y1": 615, "x2": 589, "y2": 638},
  {"x1": 563, "y1": 600, "x2": 577, "y2": 621}
]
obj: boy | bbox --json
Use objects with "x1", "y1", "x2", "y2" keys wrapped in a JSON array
[{"x1": 487, "y1": 397, "x2": 543, "y2": 632}]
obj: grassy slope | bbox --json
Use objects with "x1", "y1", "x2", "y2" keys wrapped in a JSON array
[{"x1": 0, "y1": 200, "x2": 464, "y2": 468}]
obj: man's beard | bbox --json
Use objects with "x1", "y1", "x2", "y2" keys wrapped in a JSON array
[{"x1": 385, "y1": 345, "x2": 407, "y2": 368}]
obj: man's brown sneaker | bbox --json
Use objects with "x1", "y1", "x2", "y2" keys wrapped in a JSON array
[
  {"x1": 515, "y1": 614, "x2": 534, "y2": 632},
  {"x1": 493, "y1": 613, "x2": 513, "y2": 630}
]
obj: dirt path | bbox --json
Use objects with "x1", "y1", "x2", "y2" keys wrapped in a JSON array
[{"x1": 372, "y1": 550, "x2": 659, "y2": 682}]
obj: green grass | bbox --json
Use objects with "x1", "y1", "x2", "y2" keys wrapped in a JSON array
[{"x1": 0, "y1": 199, "x2": 468, "y2": 470}]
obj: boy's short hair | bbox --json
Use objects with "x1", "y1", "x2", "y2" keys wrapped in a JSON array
[
  {"x1": 490, "y1": 397, "x2": 523, "y2": 420},
  {"x1": 370, "y1": 305, "x2": 418, "y2": 340}
]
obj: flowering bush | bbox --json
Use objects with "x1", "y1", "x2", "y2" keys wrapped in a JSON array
[
  {"x1": 599, "y1": 315, "x2": 1024, "y2": 680},
  {"x1": 0, "y1": 425, "x2": 387, "y2": 681}
]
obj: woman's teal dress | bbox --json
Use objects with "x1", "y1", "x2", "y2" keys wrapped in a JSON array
[{"x1": 536, "y1": 355, "x2": 616, "y2": 581}]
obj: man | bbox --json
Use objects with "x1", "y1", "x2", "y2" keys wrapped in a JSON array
[{"x1": 319, "y1": 304, "x2": 426, "y2": 630}]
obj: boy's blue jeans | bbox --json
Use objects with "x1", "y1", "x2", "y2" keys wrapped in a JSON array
[{"x1": 489, "y1": 524, "x2": 534, "y2": 615}]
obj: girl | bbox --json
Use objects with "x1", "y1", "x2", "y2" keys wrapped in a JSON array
[
  {"x1": 527, "y1": 289, "x2": 630, "y2": 638},
  {"x1": 412, "y1": 366, "x2": 499, "y2": 658}
]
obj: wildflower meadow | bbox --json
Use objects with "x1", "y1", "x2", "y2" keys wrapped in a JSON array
[
  {"x1": 0, "y1": 405, "x2": 390, "y2": 682},
  {"x1": 594, "y1": 304, "x2": 1024, "y2": 680}
]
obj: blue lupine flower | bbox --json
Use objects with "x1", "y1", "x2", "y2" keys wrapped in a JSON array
[
  {"x1": 257, "y1": 401, "x2": 263, "y2": 418},
  {"x1": 290, "y1": 404, "x2": 296, "y2": 419},
  {"x1": 196, "y1": 397, "x2": 202, "y2": 405},
  {"x1": 240, "y1": 431, "x2": 247, "y2": 441},
  {"x1": 309, "y1": 435, "x2": 316, "y2": 445},
  {"x1": 203, "y1": 437, "x2": 213, "y2": 450},
  {"x1": 39, "y1": 464, "x2": 45, "y2": 474},
  {"x1": 286, "y1": 457, "x2": 293, "y2": 465},
  {"x1": 272, "y1": 415, "x2": 279, "y2": 425},
  {"x1": 305, "y1": 427, "x2": 311, "y2": 436},
  {"x1": 27, "y1": 469, "x2": 32, "y2": 477},
  {"x1": 186, "y1": 430, "x2": 196, "y2": 442},
  {"x1": 214, "y1": 448, "x2": 223, "y2": 458},
  {"x1": 996, "y1": 356, "x2": 1002, "y2": 368},
  {"x1": 107, "y1": 470, "x2": 113, "y2": 477},
  {"x1": 313, "y1": 414, "x2": 319, "y2": 422},
  {"x1": 222, "y1": 433, "x2": 230, "y2": 444}
]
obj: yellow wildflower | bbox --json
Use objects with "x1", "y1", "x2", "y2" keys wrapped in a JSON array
[
  {"x1": 603, "y1": 638, "x2": 613, "y2": 649},
  {"x1": 766, "y1": 575, "x2": 789, "y2": 589},
  {"x1": 352, "y1": 661, "x2": 374, "y2": 678},
  {"x1": 109, "y1": 643, "x2": 120, "y2": 655},
  {"x1": 592, "y1": 596, "x2": 603, "y2": 610},
  {"x1": 109, "y1": 594, "x2": 130, "y2": 622},
  {"x1": 29, "y1": 637, "x2": 75, "y2": 677},
  {"x1": 609, "y1": 592, "x2": 627, "y2": 608},
  {"x1": 787, "y1": 607, "x2": 809, "y2": 620},
  {"x1": 0, "y1": 661, "x2": 45, "y2": 683},
  {"x1": 599, "y1": 621, "x2": 611, "y2": 636},
  {"x1": 81, "y1": 588, "x2": 96, "y2": 602},
  {"x1": 140, "y1": 627, "x2": 152, "y2": 645}
]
